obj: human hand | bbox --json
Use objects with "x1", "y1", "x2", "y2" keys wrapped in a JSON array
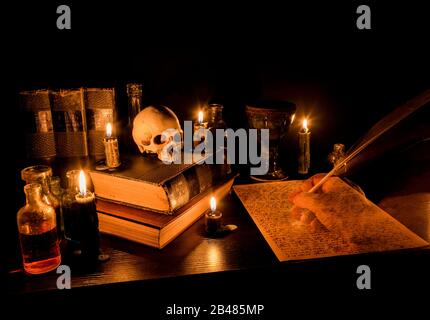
[{"x1": 289, "y1": 174, "x2": 375, "y2": 244}]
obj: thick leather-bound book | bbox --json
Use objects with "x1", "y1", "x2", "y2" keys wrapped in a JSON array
[
  {"x1": 19, "y1": 89, "x2": 56, "y2": 160},
  {"x1": 90, "y1": 153, "x2": 232, "y2": 214},
  {"x1": 97, "y1": 176, "x2": 235, "y2": 248},
  {"x1": 51, "y1": 88, "x2": 89, "y2": 158},
  {"x1": 84, "y1": 88, "x2": 116, "y2": 160}
]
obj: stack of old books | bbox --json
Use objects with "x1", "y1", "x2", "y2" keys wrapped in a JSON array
[{"x1": 89, "y1": 153, "x2": 235, "y2": 248}]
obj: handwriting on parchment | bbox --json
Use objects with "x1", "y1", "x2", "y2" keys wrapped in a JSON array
[{"x1": 233, "y1": 181, "x2": 428, "y2": 262}]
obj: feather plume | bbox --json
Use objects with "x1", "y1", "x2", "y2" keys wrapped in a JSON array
[{"x1": 309, "y1": 89, "x2": 430, "y2": 193}]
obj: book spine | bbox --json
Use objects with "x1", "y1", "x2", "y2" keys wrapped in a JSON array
[
  {"x1": 19, "y1": 90, "x2": 56, "y2": 160},
  {"x1": 51, "y1": 88, "x2": 89, "y2": 158},
  {"x1": 164, "y1": 163, "x2": 232, "y2": 212},
  {"x1": 84, "y1": 88, "x2": 116, "y2": 160}
]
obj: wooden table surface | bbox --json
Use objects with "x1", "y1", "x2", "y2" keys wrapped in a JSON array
[
  {"x1": 4, "y1": 147, "x2": 430, "y2": 306},
  {"x1": 5, "y1": 190, "x2": 278, "y2": 294}
]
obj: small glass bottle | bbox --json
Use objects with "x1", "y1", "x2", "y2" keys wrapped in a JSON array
[
  {"x1": 21, "y1": 166, "x2": 62, "y2": 239},
  {"x1": 205, "y1": 103, "x2": 227, "y2": 129},
  {"x1": 206, "y1": 103, "x2": 228, "y2": 156},
  {"x1": 50, "y1": 176, "x2": 63, "y2": 198},
  {"x1": 328, "y1": 143, "x2": 346, "y2": 168},
  {"x1": 50, "y1": 176, "x2": 64, "y2": 232},
  {"x1": 17, "y1": 183, "x2": 61, "y2": 274}
]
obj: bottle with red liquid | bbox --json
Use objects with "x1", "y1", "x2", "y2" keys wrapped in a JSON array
[
  {"x1": 21, "y1": 166, "x2": 62, "y2": 239},
  {"x1": 17, "y1": 183, "x2": 61, "y2": 274}
]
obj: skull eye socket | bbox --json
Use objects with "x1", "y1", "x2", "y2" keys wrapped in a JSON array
[
  {"x1": 153, "y1": 134, "x2": 164, "y2": 145},
  {"x1": 139, "y1": 129, "x2": 152, "y2": 146},
  {"x1": 141, "y1": 139, "x2": 151, "y2": 146}
]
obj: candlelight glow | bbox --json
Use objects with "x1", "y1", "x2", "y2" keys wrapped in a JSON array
[
  {"x1": 303, "y1": 119, "x2": 308, "y2": 133},
  {"x1": 291, "y1": 113, "x2": 296, "y2": 124},
  {"x1": 207, "y1": 244, "x2": 222, "y2": 268},
  {"x1": 198, "y1": 111, "x2": 203, "y2": 125},
  {"x1": 106, "y1": 122, "x2": 112, "y2": 138},
  {"x1": 79, "y1": 170, "x2": 87, "y2": 196},
  {"x1": 210, "y1": 196, "x2": 216, "y2": 212}
]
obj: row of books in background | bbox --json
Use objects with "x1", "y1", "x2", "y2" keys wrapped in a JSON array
[{"x1": 20, "y1": 88, "x2": 117, "y2": 162}]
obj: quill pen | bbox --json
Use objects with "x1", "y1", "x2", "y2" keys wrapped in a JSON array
[{"x1": 309, "y1": 88, "x2": 430, "y2": 193}]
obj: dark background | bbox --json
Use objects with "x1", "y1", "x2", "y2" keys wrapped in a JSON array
[{"x1": 2, "y1": 0, "x2": 430, "y2": 312}]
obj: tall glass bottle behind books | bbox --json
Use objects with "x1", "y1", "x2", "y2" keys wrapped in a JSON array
[
  {"x1": 125, "y1": 83, "x2": 144, "y2": 152},
  {"x1": 21, "y1": 166, "x2": 63, "y2": 239},
  {"x1": 206, "y1": 103, "x2": 227, "y2": 130},
  {"x1": 17, "y1": 183, "x2": 61, "y2": 274},
  {"x1": 205, "y1": 103, "x2": 228, "y2": 156}
]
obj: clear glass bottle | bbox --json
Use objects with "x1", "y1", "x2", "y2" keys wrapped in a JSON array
[
  {"x1": 17, "y1": 183, "x2": 61, "y2": 274},
  {"x1": 21, "y1": 166, "x2": 62, "y2": 239}
]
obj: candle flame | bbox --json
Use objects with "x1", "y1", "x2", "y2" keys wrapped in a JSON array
[
  {"x1": 210, "y1": 196, "x2": 216, "y2": 212},
  {"x1": 106, "y1": 122, "x2": 112, "y2": 138},
  {"x1": 198, "y1": 111, "x2": 203, "y2": 124},
  {"x1": 79, "y1": 170, "x2": 87, "y2": 196},
  {"x1": 303, "y1": 119, "x2": 308, "y2": 132}
]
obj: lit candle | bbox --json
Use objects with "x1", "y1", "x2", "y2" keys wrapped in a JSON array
[
  {"x1": 103, "y1": 122, "x2": 121, "y2": 169},
  {"x1": 298, "y1": 119, "x2": 311, "y2": 175},
  {"x1": 75, "y1": 170, "x2": 101, "y2": 260},
  {"x1": 194, "y1": 110, "x2": 208, "y2": 147},
  {"x1": 205, "y1": 196, "x2": 223, "y2": 235},
  {"x1": 198, "y1": 110, "x2": 203, "y2": 125}
]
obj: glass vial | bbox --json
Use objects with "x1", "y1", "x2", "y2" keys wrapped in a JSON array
[
  {"x1": 21, "y1": 166, "x2": 62, "y2": 239},
  {"x1": 17, "y1": 183, "x2": 61, "y2": 274}
]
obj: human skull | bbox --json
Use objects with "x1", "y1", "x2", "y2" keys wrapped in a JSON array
[{"x1": 132, "y1": 106, "x2": 182, "y2": 161}]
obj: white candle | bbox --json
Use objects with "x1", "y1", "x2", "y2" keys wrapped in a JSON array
[{"x1": 194, "y1": 110, "x2": 208, "y2": 147}]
